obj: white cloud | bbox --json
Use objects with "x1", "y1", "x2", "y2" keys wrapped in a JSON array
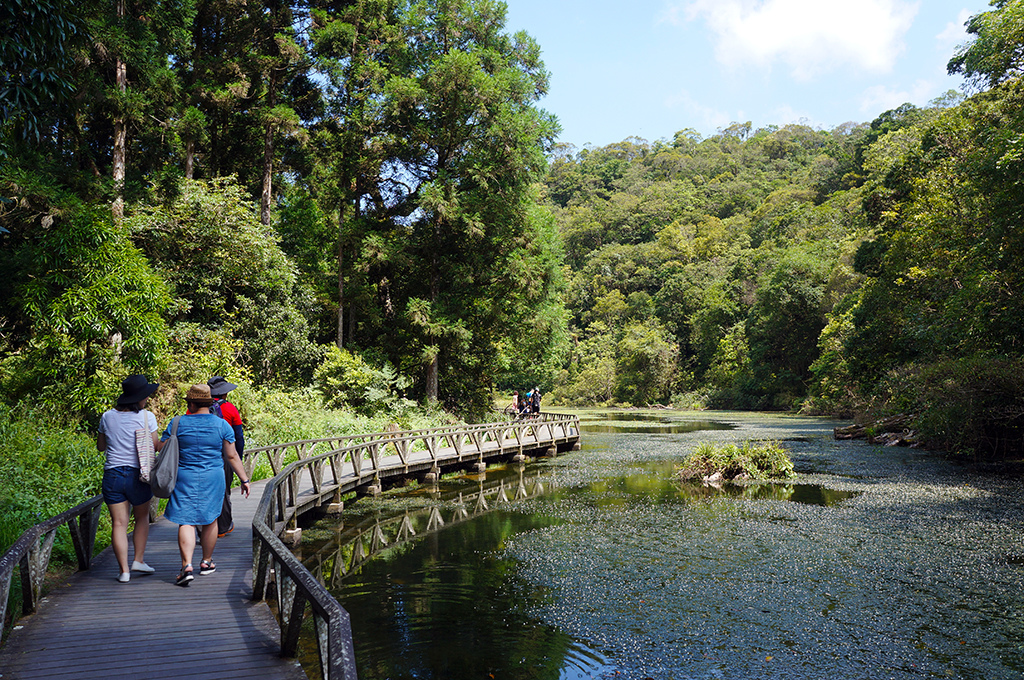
[
  {"x1": 936, "y1": 8, "x2": 973, "y2": 52},
  {"x1": 664, "y1": 88, "x2": 735, "y2": 132},
  {"x1": 666, "y1": 0, "x2": 920, "y2": 79},
  {"x1": 771, "y1": 104, "x2": 817, "y2": 128},
  {"x1": 859, "y1": 79, "x2": 934, "y2": 114}
]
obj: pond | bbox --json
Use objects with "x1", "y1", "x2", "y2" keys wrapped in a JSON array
[{"x1": 297, "y1": 410, "x2": 1024, "y2": 680}]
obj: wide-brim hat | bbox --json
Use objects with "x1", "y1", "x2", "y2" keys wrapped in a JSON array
[
  {"x1": 116, "y1": 375, "x2": 159, "y2": 406},
  {"x1": 186, "y1": 383, "x2": 215, "y2": 405},
  {"x1": 207, "y1": 376, "x2": 238, "y2": 397}
]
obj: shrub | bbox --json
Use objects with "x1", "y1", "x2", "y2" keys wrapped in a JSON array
[
  {"x1": 313, "y1": 345, "x2": 413, "y2": 415},
  {"x1": 872, "y1": 354, "x2": 1024, "y2": 459},
  {"x1": 0, "y1": 404, "x2": 108, "y2": 560},
  {"x1": 678, "y1": 440, "x2": 795, "y2": 481}
]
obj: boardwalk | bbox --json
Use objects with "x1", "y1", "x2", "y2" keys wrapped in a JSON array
[
  {"x1": 0, "y1": 414, "x2": 580, "y2": 680},
  {"x1": 0, "y1": 480, "x2": 306, "y2": 680}
]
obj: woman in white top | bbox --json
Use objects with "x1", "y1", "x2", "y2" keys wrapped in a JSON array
[{"x1": 97, "y1": 375, "x2": 164, "y2": 583}]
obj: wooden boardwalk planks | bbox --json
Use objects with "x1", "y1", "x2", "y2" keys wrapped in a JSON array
[
  {"x1": 0, "y1": 480, "x2": 307, "y2": 680},
  {"x1": 0, "y1": 417, "x2": 581, "y2": 680}
]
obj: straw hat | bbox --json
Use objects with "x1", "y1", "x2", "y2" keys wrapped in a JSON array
[{"x1": 185, "y1": 384, "x2": 214, "y2": 405}]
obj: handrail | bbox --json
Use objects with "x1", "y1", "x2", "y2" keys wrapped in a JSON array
[
  {"x1": 240, "y1": 412, "x2": 577, "y2": 477},
  {"x1": 0, "y1": 412, "x2": 580, "y2": 679},
  {"x1": 252, "y1": 451, "x2": 360, "y2": 680},
  {"x1": 248, "y1": 412, "x2": 579, "y2": 680},
  {"x1": 0, "y1": 495, "x2": 104, "y2": 640}
]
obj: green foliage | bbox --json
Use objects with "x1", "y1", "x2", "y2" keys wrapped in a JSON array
[
  {"x1": 614, "y1": 320, "x2": 679, "y2": 404},
  {"x1": 745, "y1": 245, "x2": 834, "y2": 406},
  {"x1": 0, "y1": 0, "x2": 82, "y2": 142},
  {"x1": 678, "y1": 440, "x2": 795, "y2": 481},
  {"x1": 128, "y1": 178, "x2": 322, "y2": 387},
  {"x1": 314, "y1": 345, "x2": 413, "y2": 415},
  {"x1": 0, "y1": 171, "x2": 171, "y2": 418},
  {"x1": 0, "y1": 404, "x2": 107, "y2": 560},
  {"x1": 548, "y1": 122, "x2": 875, "y2": 410},
  {"x1": 948, "y1": 0, "x2": 1024, "y2": 91},
  {"x1": 871, "y1": 355, "x2": 1024, "y2": 459}
]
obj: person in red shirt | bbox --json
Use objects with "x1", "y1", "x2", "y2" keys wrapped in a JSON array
[{"x1": 207, "y1": 376, "x2": 245, "y2": 537}]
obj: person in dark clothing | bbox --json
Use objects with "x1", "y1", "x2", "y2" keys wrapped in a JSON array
[
  {"x1": 531, "y1": 387, "x2": 541, "y2": 414},
  {"x1": 207, "y1": 376, "x2": 245, "y2": 537}
]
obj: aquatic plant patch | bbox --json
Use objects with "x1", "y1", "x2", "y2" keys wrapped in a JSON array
[{"x1": 676, "y1": 440, "x2": 795, "y2": 480}]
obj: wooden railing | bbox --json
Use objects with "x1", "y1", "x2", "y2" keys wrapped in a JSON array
[
  {"x1": 0, "y1": 495, "x2": 104, "y2": 639},
  {"x1": 0, "y1": 412, "x2": 580, "y2": 679},
  {"x1": 247, "y1": 412, "x2": 579, "y2": 680}
]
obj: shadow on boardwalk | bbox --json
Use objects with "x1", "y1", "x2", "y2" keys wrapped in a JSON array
[{"x1": 0, "y1": 480, "x2": 307, "y2": 680}]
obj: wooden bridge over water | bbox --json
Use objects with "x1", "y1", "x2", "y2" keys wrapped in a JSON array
[{"x1": 0, "y1": 413, "x2": 580, "y2": 680}]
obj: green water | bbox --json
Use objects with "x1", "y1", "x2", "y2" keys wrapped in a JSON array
[{"x1": 298, "y1": 411, "x2": 1024, "y2": 679}]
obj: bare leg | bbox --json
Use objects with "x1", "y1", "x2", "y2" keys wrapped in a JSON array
[
  {"x1": 177, "y1": 524, "x2": 196, "y2": 568},
  {"x1": 131, "y1": 503, "x2": 150, "y2": 564},
  {"x1": 200, "y1": 522, "x2": 218, "y2": 563},
  {"x1": 108, "y1": 501, "x2": 131, "y2": 574}
]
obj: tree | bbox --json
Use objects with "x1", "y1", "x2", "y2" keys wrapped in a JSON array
[
  {"x1": 948, "y1": 0, "x2": 1024, "y2": 91},
  {"x1": 0, "y1": 0, "x2": 84, "y2": 142},
  {"x1": 128, "y1": 178, "x2": 322, "y2": 386},
  {"x1": 388, "y1": 0, "x2": 560, "y2": 402},
  {"x1": 0, "y1": 172, "x2": 170, "y2": 416}
]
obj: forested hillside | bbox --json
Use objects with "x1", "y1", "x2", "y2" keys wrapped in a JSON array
[
  {"x1": 2, "y1": 0, "x2": 1024, "y2": 459},
  {"x1": 543, "y1": 0, "x2": 1024, "y2": 457}
]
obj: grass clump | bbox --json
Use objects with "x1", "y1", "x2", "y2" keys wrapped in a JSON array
[{"x1": 678, "y1": 440, "x2": 795, "y2": 481}]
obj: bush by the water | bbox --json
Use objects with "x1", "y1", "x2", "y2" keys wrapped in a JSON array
[
  {"x1": 871, "y1": 354, "x2": 1024, "y2": 460},
  {"x1": 678, "y1": 440, "x2": 795, "y2": 481}
]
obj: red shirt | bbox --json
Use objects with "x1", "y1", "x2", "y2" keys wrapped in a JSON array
[{"x1": 218, "y1": 400, "x2": 242, "y2": 427}]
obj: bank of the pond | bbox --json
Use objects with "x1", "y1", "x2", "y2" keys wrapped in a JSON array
[{"x1": 299, "y1": 410, "x2": 1024, "y2": 680}]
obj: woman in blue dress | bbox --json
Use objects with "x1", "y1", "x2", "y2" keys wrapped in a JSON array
[{"x1": 161, "y1": 384, "x2": 251, "y2": 586}]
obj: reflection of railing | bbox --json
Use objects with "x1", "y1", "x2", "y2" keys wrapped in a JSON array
[
  {"x1": 0, "y1": 496, "x2": 104, "y2": 641},
  {"x1": 250, "y1": 413, "x2": 579, "y2": 680},
  {"x1": 0, "y1": 413, "x2": 579, "y2": 677},
  {"x1": 304, "y1": 466, "x2": 553, "y2": 587},
  {"x1": 242, "y1": 414, "x2": 579, "y2": 536}
]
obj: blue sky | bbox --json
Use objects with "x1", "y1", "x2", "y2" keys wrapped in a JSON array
[{"x1": 503, "y1": 0, "x2": 994, "y2": 148}]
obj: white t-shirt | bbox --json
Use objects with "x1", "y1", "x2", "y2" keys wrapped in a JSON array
[{"x1": 98, "y1": 409, "x2": 159, "y2": 469}]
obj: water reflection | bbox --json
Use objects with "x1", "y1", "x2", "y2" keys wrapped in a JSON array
[
  {"x1": 581, "y1": 421, "x2": 735, "y2": 434},
  {"x1": 300, "y1": 411, "x2": 1024, "y2": 680},
  {"x1": 299, "y1": 467, "x2": 613, "y2": 680},
  {"x1": 674, "y1": 480, "x2": 859, "y2": 506},
  {"x1": 577, "y1": 412, "x2": 736, "y2": 435}
]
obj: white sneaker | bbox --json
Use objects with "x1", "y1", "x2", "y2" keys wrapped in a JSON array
[
  {"x1": 131, "y1": 560, "x2": 155, "y2": 574},
  {"x1": 117, "y1": 572, "x2": 130, "y2": 583}
]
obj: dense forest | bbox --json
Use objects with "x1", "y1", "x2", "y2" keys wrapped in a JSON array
[{"x1": 2, "y1": 0, "x2": 1024, "y2": 465}]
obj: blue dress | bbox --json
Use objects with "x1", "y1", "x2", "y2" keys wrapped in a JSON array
[{"x1": 161, "y1": 414, "x2": 235, "y2": 526}]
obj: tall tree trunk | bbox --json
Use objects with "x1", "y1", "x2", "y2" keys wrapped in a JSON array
[
  {"x1": 336, "y1": 216, "x2": 345, "y2": 348},
  {"x1": 347, "y1": 270, "x2": 355, "y2": 343},
  {"x1": 425, "y1": 243, "x2": 440, "y2": 403},
  {"x1": 425, "y1": 354, "x2": 439, "y2": 403},
  {"x1": 111, "y1": 0, "x2": 127, "y2": 221},
  {"x1": 260, "y1": 121, "x2": 274, "y2": 225},
  {"x1": 185, "y1": 139, "x2": 194, "y2": 179}
]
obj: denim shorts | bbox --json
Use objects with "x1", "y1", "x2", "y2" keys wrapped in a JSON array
[{"x1": 102, "y1": 466, "x2": 153, "y2": 506}]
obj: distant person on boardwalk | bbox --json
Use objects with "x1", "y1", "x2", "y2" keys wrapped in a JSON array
[
  {"x1": 97, "y1": 375, "x2": 163, "y2": 583},
  {"x1": 531, "y1": 387, "x2": 541, "y2": 414},
  {"x1": 207, "y1": 376, "x2": 244, "y2": 538},
  {"x1": 161, "y1": 384, "x2": 250, "y2": 586},
  {"x1": 522, "y1": 390, "x2": 533, "y2": 416},
  {"x1": 511, "y1": 390, "x2": 519, "y2": 413}
]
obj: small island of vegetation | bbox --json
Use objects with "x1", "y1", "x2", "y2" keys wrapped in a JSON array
[{"x1": 678, "y1": 440, "x2": 796, "y2": 482}]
